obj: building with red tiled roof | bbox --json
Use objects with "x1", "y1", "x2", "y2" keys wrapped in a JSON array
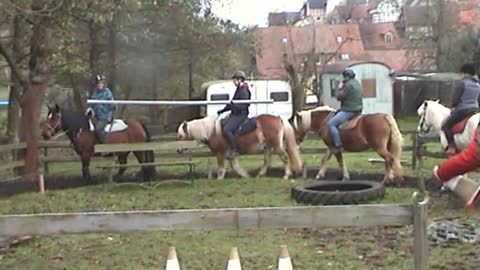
[
  {"x1": 329, "y1": 5, "x2": 370, "y2": 24},
  {"x1": 359, "y1": 22, "x2": 402, "y2": 50},
  {"x1": 255, "y1": 24, "x2": 365, "y2": 79}
]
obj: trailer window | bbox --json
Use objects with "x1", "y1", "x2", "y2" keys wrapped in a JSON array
[
  {"x1": 270, "y1": 92, "x2": 289, "y2": 102},
  {"x1": 210, "y1": 94, "x2": 229, "y2": 101}
]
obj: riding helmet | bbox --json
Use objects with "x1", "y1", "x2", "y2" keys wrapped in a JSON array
[
  {"x1": 342, "y1": 68, "x2": 355, "y2": 79},
  {"x1": 232, "y1": 70, "x2": 247, "y2": 80}
]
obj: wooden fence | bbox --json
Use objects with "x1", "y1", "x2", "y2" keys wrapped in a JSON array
[
  {"x1": 411, "y1": 133, "x2": 445, "y2": 170},
  {"x1": 0, "y1": 129, "x2": 438, "y2": 184},
  {"x1": 0, "y1": 192, "x2": 430, "y2": 270}
]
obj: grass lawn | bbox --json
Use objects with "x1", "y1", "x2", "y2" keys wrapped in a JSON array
[{"x1": 1, "y1": 116, "x2": 480, "y2": 269}]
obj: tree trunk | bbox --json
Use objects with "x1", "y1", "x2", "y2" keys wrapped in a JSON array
[
  {"x1": 69, "y1": 73, "x2": 85, "y2": 111},
  {"x1": 88, "y1": 19, "x2": 99, "y2": 97},
  {"x1": 19, "y1": 0, "x2": 51, "y2": 175},
  {"x1": 6, "y1": 15, "x2": 22, "y2": 143},
  {"x1": 108, "y1": 14, "x2": 117, "y2": 94}
]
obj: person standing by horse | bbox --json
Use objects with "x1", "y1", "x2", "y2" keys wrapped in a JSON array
[
  {"x1": 89, "y1": 74, "x2": 114, "y2": 144},
  {"x1": 433, "y1": 128, "x2": 480, "y2": 210},
  {"x1": 217, "y1": 70, "x2": 251, "y2": 159},
  {"x1": 442, "y1": 63, "x2": 480, "y2": 155},
  {"x1": 327, "y1": 68, "x2": 363, "y2": 154}
]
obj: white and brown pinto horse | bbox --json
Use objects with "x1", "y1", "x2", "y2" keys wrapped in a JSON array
[
  {"x1": 417, "y1": 99, "x2": 479, "y2": 154},
  {"x1": 177, "y1": 115, "x2": 303, "y2": 179},
  {"x1": 293, "y1": 106, "x2": 404, "y2": 184}
]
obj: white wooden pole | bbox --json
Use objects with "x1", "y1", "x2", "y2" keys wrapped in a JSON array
[{"x1": 87, "y1": 99, "x2": 274, "y2": 106}]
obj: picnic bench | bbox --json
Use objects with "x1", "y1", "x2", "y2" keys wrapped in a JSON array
[{"x1": 93, "y1": 140, "x2": 204, "y2": 185}]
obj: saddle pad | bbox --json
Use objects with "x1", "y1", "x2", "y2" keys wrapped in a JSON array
[
  {"x1": 220, "y1": 117, "x2": 257, "y2": 136},
  {"x1": 339, "y1": 114, "x2": 362, "y2": 130},
  {"x1": 325, "y1": 112, "x2": 361, "y2": 130},
  {"x1": 236, "y1": 118, "x2": 257, "y2": 136},
  {"x1": 104, "y1": 119, "x2": 128, "y2": 132}
]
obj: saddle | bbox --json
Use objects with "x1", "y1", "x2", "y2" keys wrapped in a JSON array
[
  {"x1": 86, "y1": 108, "x2": 128, "y2": 133},
  {"x1": 325, "y1": 112, "x2": 362, "y2": 130},
  {"x1": 220, "y1": 117, "x2": 257, "y2": 136},
  {"x1": 449, "y1": 111, "x2": 478, "y2": 134},
  {"x1": 88, "y1": 119, "x2": 128, "y2": 133}
]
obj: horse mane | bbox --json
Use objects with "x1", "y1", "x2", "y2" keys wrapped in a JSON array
[
  {"x1": 183, "y1": 116, "x2": 218, "y2": 142},
  {"x1": 58, "y1": 108, "x2": 89, "y2": 142},
  {"x1": 295, "y1": 105, "x2": 335, "y2": 129}
]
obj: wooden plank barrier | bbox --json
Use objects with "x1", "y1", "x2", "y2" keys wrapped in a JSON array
[{"x1": 0, "y1": 193, "x2": 429, "y2": 270}]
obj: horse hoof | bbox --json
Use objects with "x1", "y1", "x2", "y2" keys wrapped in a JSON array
[{"x1": 283, "y1": 175, "x2": 290, "y2": 180}]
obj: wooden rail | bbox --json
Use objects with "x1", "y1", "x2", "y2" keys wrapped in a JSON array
[{"x1": 0, "y1": 193, "x2": 429, "y2": 270}]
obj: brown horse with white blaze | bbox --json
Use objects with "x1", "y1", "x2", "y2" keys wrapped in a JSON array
[
  {"x1": 177, "y1": 114, "x2": 303, "y2": 179},
  {"x1": 293, "y1": 106, "x2": 404, "y2": 184}
]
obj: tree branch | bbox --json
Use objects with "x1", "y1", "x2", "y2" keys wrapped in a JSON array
[{"x1": 0, "y1": 42, "x2": 28, "y2": 92}]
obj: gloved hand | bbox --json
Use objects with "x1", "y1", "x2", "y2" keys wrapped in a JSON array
[{"x1": 217, "y1": 109, "x2": 223, "y2": 116}]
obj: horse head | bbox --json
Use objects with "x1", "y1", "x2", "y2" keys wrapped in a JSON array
[
  {"x1": 41, "y1": 104, "x2": 63, "y2": 140},
  {"x1": 293, "y1": 111, "x2": 308, "y2": 144},
  {"x1": 177, "y1": 120, "x2": 190, "y2": 140},
  {"x1": 417, "y1": 99, "x2": 444, "y2": 133},
  {"x1": 177, "y1": 116, "x2": 217, "y2": 143}
]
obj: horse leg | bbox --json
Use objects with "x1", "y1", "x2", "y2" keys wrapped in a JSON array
[
  {"x1": 257, "y1": 147, "x2": 273, "y2": 177},
  {"x1": 217, "y1": 154, "x2": 226, "y2": 180},
  {"x1": 272, "y1": 145, "x2": 291, "y2": 180},
  {"x1": 333, "y1": 151, "x2": 350, "y2": 181},
  {"x1": 81, "y1": 158, "x2": 91, "y2": 183},
  {"x1": 316, "y1": 149, "x2": 333, "y2": 180},
  {"x1": 375, "y1": 146, "x2": 395, "y2": 185},
  {"x1": 133, "y1": 151, "x2": 152, "y2": 181},
  {"x1": 229, "y1": 157, "x2": 250, "y2": 178},
  {"x1": 115, "y1": 153, "x2": 128, "y2": 178}
]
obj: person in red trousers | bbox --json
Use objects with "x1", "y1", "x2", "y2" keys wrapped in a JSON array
[{"x1": 433, "y1": 128, "x2": 480, "y2": 210}]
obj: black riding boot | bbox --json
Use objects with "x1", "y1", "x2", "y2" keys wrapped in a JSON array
[{"x1": 224, "y1": 132, "x2": 238, "y2": 159}]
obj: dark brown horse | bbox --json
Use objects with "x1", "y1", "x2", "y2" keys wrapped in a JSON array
[
  {"x1": 41, "y1": 104, "x2": 156, "y2": 182},
  {"x1": 293, "y1": 106, "x2": 404, "y2": 184},
  {"x1": 177, "y1": 115, "x2": 303, "y2": 179}
]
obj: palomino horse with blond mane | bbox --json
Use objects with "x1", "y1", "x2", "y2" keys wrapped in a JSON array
[
  {"x1": 293, "y1": 106, "x2": 404, "y2": 184},
  {"x1": 177, "y1": 114, "x2": 303, "y2": 179},
  {"x1": 417, "y1": 99, "x2": 479, "y2": 154}
]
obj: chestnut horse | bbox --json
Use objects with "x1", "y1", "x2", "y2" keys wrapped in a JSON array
[
  {"x1": 293, "y1": 106, "x2": 404, "y2": 184},
  {"x1": 41, "y1": 104, "x2": 156, "y2": 182},
  {"x1": 177, "y1": 114, "x2": 303, "y2": 179}
]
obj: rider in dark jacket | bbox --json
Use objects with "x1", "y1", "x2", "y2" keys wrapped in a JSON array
[
  {"x1": 442, "y1": 63, "x2": 480, "y2": 155},
  {"x1": 217, "y1": 70, "x2": 251, "y2": 159}
]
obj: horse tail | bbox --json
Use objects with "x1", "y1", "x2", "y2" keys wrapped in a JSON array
[
  {"x1": 139, "y1": 122, "x2": 157, "y2": 178},
  {"x1": 280, "y1": 116, "x2": 303, "y2": 175},
  {"x1": 385, "y1": 114, "x2": 404, "y2": 177}
]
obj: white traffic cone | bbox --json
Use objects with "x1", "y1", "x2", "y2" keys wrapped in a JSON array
[
  {"x1": 225, "y1": 247, "x2": 241, "y2": 270},
  {"x1": 165, "y1": 246, "x2": 180, "y2": 270},
  {"x1": 277, "y1": 245, "x2": 293, "y2": 270}
]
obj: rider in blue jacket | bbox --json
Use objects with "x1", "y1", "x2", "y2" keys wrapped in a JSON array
[{"x1": 90, "y1": 74, "x2": 114, "y2": 144}]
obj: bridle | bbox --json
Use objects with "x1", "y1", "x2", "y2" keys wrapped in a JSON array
[
  {"x1": 46, "y1": 113, "x2": 62, "y2": 135},
  {"x1": 418, "y1": 107, "x2": 432, "y2": 134}
]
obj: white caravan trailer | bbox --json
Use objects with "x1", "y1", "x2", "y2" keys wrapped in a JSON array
[{"x1": 201, "y1": 79, "x2": 293, "y2": 119}]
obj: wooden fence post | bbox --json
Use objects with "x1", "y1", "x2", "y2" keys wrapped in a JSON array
[
  {"x1": 411, "y1": 134, "x2": 418, "y2": 170},
  {"x1": 43, "y1": 146, "x2": 49, "y2": 175},
  {"x1": 413, "y1": 192, "x2": 429, "y2": 270}
]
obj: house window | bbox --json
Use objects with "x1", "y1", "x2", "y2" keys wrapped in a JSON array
[
  {"x1": 384, "y1": 32, "x2": 393, "y2": 43},
  {"x1": 330, "y1": 79, "x2": 340, "y2": 97},
  {"x1": 210, "y1": 94, "x2": 229, "y2": 101},
  {"x1": 361, "y1": 79, "x2": 376, "y2": 98},
  {"x1": 339, "y1": 53, "x2": 350, "y2": 60},
  {"x1": 270, "y1": 92, "x2": 289, "y2": 102},
  {"x1": 336, "y1": 35, "x2": 343, "y2": 43}
]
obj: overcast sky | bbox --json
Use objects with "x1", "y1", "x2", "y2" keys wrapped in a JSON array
[{"x1": 210, "y1": 0, "x2": 305, "y2": 27}]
